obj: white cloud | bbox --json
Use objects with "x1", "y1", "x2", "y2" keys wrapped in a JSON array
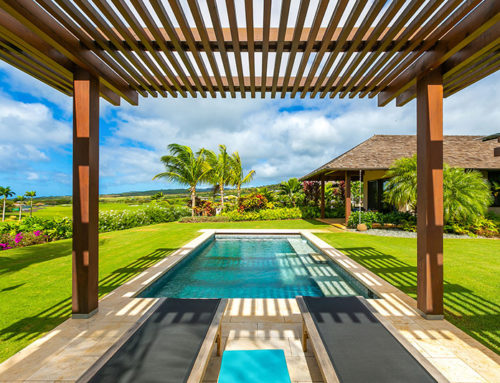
[
  {"x1": 0, "y1": 94, "x2": 70, "y2": 146},
  {"x1": 0, "y1": 93, "x2": 71, "y2": 173},
  {"x1": 99, "y1": 70, "x2": 500, "y2": 191}
]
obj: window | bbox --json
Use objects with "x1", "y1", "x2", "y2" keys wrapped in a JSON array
[{"x1": 488, "y1": 171, "x2": 500, "y2": 207}]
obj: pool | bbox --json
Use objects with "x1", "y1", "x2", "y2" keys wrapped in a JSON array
[{"x1": 139, "y1": 234, "x2": 376, "y2": 299}]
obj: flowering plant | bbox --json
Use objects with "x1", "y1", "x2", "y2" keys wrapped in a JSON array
[{"x1": 0, "y1": 230, "x2": 48, "y2": 251}]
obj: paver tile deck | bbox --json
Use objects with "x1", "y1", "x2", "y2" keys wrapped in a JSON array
[{"x1": 0, "y1": 230, "x2": 498, "y2": 383}]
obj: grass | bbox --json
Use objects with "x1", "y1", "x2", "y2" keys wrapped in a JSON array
[
  {"x1": 0, "y1": 219, "x2": 326, "y2": 363},
  {"x1": 31, "y1": 202, "x2": 149, "y2": 219},
  {"x1": 1, "y1": 220, "x2": 498, "y2": 363},
  {"x1": 316, "y1": 232, "x2": 500, "y2": 355}
]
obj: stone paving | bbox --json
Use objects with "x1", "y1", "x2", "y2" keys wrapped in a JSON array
[{"x1": 0, "y1": 229, "x2": 498, "y2": 382}]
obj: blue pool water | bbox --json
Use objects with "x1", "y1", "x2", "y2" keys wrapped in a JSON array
[{"x1": 139, "y1": 235, "x2": 374, "y2": 299}]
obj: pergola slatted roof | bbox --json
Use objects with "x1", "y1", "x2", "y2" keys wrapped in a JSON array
[{"x1": 0, "y1": 0, "x2": 498, "y2": 106}]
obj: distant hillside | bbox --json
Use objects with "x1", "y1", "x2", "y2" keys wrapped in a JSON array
[{"x1": 32, "y1": 183, "x2": 281, "y2": 200}]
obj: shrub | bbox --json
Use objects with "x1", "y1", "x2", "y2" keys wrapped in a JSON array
[
  {"x1": 222, "y1": 207, "x2": 302, "y2": 221},
  {"x1": 179, "y1": 216, "x2": 230, "y2": 223},
  {"x1": 0, "y1": 206, "x2": 191, "y2": 251},
  {"x1": 0, "y1": 216, "x2": 72, "y2": 240},
  {"x1": 99, "y1": 206, "x2": 190, "y2": 232},
  {"x1": 444, "y1": 217, "x2": 499, "y2": 237},
  {"x1": 347, "y1": 211, "x2": 416, "y2": 230},
  {"x1": 0, "y1": 231, "x2": 48, "y2": 250},
  {"x1": 238, "y1": 193, "x2": 268, "y2": 212},
  {"x1": 303, "y1": 181, "x2": 320, "y2": 206}
]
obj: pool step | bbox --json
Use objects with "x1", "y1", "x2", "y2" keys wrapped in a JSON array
[{"x1": 287, "y1": 238, "x2": 357, "y2": 297}]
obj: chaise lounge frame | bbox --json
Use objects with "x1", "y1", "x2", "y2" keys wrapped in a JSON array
[
  {"x1": 297, "y1": 296, "x2": 449, "y2": 383},
  {"x1": 77, "y1": 298, "x2": 228, "y2": 383}
]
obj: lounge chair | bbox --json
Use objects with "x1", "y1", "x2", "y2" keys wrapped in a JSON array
[
  {"x1": 297, "y1": 296, "x2": 448, "y2": 383},
  {"x1": 78, "y1": 298, "x2": 228, "y2": 383}
]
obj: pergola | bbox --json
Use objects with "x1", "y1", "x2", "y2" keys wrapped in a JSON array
[{"x1": 1, "y1": 0, "x2": 499, "y2": 320}]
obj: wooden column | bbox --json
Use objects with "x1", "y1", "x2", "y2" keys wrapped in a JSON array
[
  {"x1": 416, "y1": 69, "x2": 444, "y2": 318},
  {"x1": 320, "y1": 176, "x2": 325, "y2": 219},
  {"x1": 72, "y1": 68, "x2": 100, "y2": 318},
  {"x1": 345, "y1": 172, "x2": 351, "y2": 225}
]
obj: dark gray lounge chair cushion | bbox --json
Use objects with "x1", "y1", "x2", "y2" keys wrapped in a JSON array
[
  {"x1": 303, "y1": 296, "x2": 437, "y2": 383},
  {"x1": 87, "y1": 298, "x2": 220, "y2": 383}
]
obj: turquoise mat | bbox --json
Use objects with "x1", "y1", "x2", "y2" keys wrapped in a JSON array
[{"x1": 218, "y1": 349, "x2": 292, "y2": 383}]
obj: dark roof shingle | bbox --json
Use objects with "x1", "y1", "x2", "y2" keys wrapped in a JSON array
[{"x1": 302, "y1": 135, "x2": 500, "y2": 180}]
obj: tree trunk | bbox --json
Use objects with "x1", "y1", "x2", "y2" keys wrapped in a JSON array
[
  {"x1": 191, "y1": 188, "x2": 196, "y2": 217},
  {"x1": 2, "y1": 198, "x2": 5, "y2": 222},
  {"x1": 237, "y1": 185, "x2": 241, "y2": 203},
  {"x1": 30, "y1": 199, "x2": 33, "y2": 217},
  {"x1": 18, "y1": 204, "x2": 22, "y2": 221},
  {"x1": 220, "y1": 184, "x2": 224, "y2": 210}
]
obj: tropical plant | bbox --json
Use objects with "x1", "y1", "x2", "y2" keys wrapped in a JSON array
[
  {"x1": 384, "y1": 155, "x2": 493, "y2": 222},
  {"x1": 384, "y1": 155, "x2": 418, "y2": 211},
  {"x1": 15, "y1": 195, "x2": 26, "y2": 221},
  {"x1": 256, "y1": 187, "x2": 275, "y2": 202},
  {"x1": 25, "y1": 191, "x2": 36, "y2": 217},
  {"x1": 205, "y1": 145, "x2": 232, "y2": 210},
  {"x1": 0, "y1": 186, "x2": 15, "y2": 222},
  {"x1": 151, "y1": 192, "x2": 164, "y2": 201},
  {"x1": 302, "y1": 181, "x2": 320, "y2": 206},
  {"x1": 443, "y1": 166, "x2": 492, "y2": 222},
  {"x1": 229, "y1": 151, "x2": 255, "y2": 202},
  {"x1": 153, "y1": 144, "x2": 212, "y2": 217},
  {"x1": 278, "y1": 178, "x2": 302, "y2": 207},
  {"x1": 238, "y1": 193, "x2": 268, "y2": 212}
]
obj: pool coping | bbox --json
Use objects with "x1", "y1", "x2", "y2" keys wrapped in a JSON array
[{"x1": 0, "y1": 229, "x2": 499, "y2": 382}]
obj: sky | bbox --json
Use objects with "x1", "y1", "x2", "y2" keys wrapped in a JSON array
[{"x1": 1, "y1": 59, "x2": 499, "y2": 197}]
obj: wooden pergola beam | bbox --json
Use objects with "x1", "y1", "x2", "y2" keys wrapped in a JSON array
[
  {"x1": 95, "y1": 27, "x2": 422, "y2": 53},
  {"x1": 0, "y1": 0, "x2": 138, "y2": 105},
  {"x1": 378, "y1": 0, "x2": 500, "y2": 106}
]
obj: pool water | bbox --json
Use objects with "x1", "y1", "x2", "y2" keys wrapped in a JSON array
[{"x1": 139, "y1": 235, "x2": 374, "y2": 299}]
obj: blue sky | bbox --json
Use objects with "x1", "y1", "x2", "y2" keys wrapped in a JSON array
[{"x1": 1, "y1": 60, "x2": 499, "y2": 197}]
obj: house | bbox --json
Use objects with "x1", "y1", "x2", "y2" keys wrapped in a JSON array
[
  {"x1": 301, "y1": 135, "x2": 500, "y2": 216},
  {"x1": 482, "y1": 133, "x2": 500, "y2": 157}
]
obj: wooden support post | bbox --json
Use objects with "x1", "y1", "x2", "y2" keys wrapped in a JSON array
[
  {"x1": 345, "y1": 172, "x2": 351, "y2": 225},
  {"x1": 72, "y1": 68, "x2": 100, "y2": 318},
  {"x1": 320, "y1": 176, "x2": 325, "y2": 219},
  {"x1": 416, "y1": 69, "x2": 444, "y2": 319}
]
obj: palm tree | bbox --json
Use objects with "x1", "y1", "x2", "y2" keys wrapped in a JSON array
[
  {"x1": 229, "y1": 151, "x2": 255, "y2": 202},
  {"x1": 384, "y1": 155, "x2": 418, "y2": 211},
  {"x1": 205, "y1": 145, "x2": 232, "y2": 210},
  {"x1": 0, "y1": 186, "x2": 15, "y2": 222},
  {"x1": 278, "y1": 178, "x2": 302, "y2": 207},
  {"x1": 25, "y1": 191, "x2": 37, "y2": 217},
  {"x1": 15, "y1": 195, "x2": 26, "y2": 221},
  {"x1": 443, "y1": 166, "x2": 492, "y2": 222},
  {"x1": 384, "y1": 155, "x2": 493, "y2": 222},
  {"x1": 153, "y1": 144, "x2": 211, "y2": 217}
]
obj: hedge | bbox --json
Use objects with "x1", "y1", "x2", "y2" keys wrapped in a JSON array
[{"x1": 0, "y1": 206, "x2": 191, "y2": 250}]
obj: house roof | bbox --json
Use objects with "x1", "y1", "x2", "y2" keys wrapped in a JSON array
[{"x1": 302, "y1": 135, "x2": 500, "y2": 181}]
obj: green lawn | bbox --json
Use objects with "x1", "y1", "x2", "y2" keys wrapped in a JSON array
[
  {"x1": 1, "y1": 221, "x2": 498, "y2": 363},
  {"x1": 0, "y1": 219, "x2": 326, "y2": 362},
  {"x1": 316, "y1": 232, "x2": 500, "y2": 355},
  {"x1": 31, "y1": 202, "x2": 148, "y2": 219}
]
